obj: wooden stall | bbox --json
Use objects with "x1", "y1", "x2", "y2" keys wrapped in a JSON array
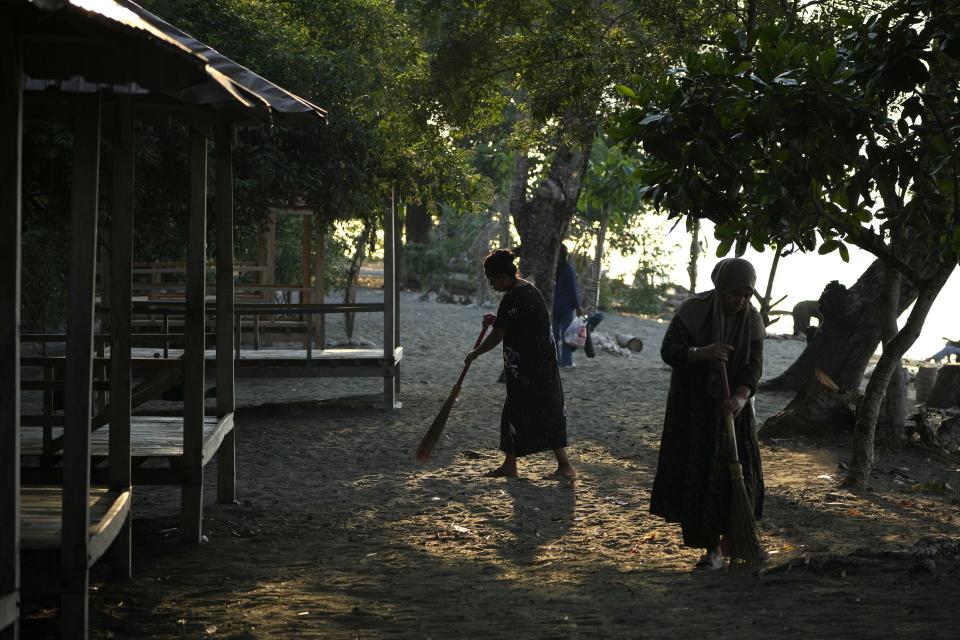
[{"x1": 5, "y1": 1, "x2": 325, "y2": 637}]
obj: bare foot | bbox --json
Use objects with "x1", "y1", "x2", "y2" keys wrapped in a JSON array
[
  {"x1": 483, "y1": 465, "x2": 518, "y2": 478},
  {"x1": 546, "y1": 465, "x2": 576, "y2": 480}
]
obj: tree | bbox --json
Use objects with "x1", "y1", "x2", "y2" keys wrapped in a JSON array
[
  {"x1": 407, "y1": 0, "x2": 700, "y2": 309},
  {"x1": 612, "y1": 0, "x2": 960, "y2": 486}
]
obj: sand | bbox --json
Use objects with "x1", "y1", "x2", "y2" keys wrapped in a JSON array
[{"x1": 22, "y1": 289, "x2": 960, "y2": 639}]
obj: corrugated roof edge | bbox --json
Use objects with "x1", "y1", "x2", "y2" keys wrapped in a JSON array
[{"x1": 40, "y1": 0, "x2": 327, "y2": 124}]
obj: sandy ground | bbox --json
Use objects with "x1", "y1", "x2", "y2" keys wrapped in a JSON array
[{"x1": 21, "y1": 288, "x2": 960, "y2": 639}]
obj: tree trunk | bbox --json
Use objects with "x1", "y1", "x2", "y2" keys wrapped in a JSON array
[
  {"x1": 511, "y1": 116, "x2": 596, "y2": 311},
  {"x1": 343, "y1": 222, "x2": 372, "y2": 339},
  {"x1": 405, "y1": 201, "x2": 431, "y2": 245},
  {"x1": 759, "y1": 369, "x2": 857, "y2": 440},
  {"x1": 760, "y1": 256, "x2": 918, "y2": 392},
  {"x1": 877, "y1": 263, "x2": 907, "y2": 446},
  {"x1": 927, "y1": 365, "x2": 960, "y2": 409},
  {"x1": 582, "y1": 204, "x2": 610, "y2": 311},
  {"x1": 845, "y1": 262, "x2": 955, "y2": 488},
  {"x1": 687, "y1": 218, "x2": 699, "y2": 293}
]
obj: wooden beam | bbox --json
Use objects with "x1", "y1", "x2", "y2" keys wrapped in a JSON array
[
  {"x1": 382, "y1": 191, "x2": 397, "y2": 410},
  {"x1": 0, "y1": 26, "x2": 22, "y2": 640},
  {"x1": 214, "y1": 121, "x2": 236, "y2": 504},
  {"x1": 313, "y1": 221, "x2": 326, "y2": 347},
  {"x1": 181, "y1": 127, "x2": 207, "y2": 545},
  {"x1": 61, "y1": 91, "x2": 102, "y2": 639},
  {"x1": 107, "y1": 94, "x2": 134, "y2": 580}
]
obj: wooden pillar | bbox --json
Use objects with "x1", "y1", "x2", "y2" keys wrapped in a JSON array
[
  {"x1": 107, "y1": 95, "x2": 134, "y2": 579},
  {"x1": 181, "y1": 127, "x2": 207, "y2": 545},
  {"x1": 313, "y1": 221, "x2": 325, "y2": 349},
  {"x1": 382, "y1": 191, "x2": 397, "y2": 410},
  {"x1": 61, "y1": 92, "x2": 102, "y2": 640},
  {"x1": 261, "y1": 211, "x2": 276, "y2": 302},
  {"x1": 301, "y1": 214, "x2": 312, "y2": 348},
  {"x1": 214, "y1": 122, "x2": 236, "y2": 504},
  {"x1": 0, "y1": 27, "x2": 22, "y2": 640}
]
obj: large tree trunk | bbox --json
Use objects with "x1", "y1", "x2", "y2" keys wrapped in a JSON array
[
  {"x1": 343, "y1": 222, "x2": 373, "y2": 339},
  {"x1": 760, "y1": 256, "x2": 918, "y2": 392},
  {"x1": 876, "y1": 263, "x2": 907, "y2": 446},
  {"x1": 759, "y1": 370, "x2": 857, "y2": 440},
  {"x1": 405, "y1": 201, "x2": 431, "y2": 245},
  {"x1": 845, "y1": 262, "x2": 955, "y2": 488},
  {"x1": 511, "y1": 116, "x2": 596, "y2": 311}
]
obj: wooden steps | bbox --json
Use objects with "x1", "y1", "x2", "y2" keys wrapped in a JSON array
[{"x1": 21, "y1": 487, "x2": 130, "y2": 566}]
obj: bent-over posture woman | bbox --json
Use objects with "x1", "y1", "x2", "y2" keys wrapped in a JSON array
[
  {"x1": 465, "y1": 249, "x2": 575, "y2": 479},
  {"x1": 650, "y1": 258, "x2": 765, "y2": 569}
]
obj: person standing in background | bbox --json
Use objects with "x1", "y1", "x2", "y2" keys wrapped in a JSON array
[{"x1": 553, "y1": 244, "x2": 582, "y2": 368}]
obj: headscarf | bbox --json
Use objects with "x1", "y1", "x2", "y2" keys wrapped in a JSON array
[{"x1": 675, "y1": 258, "x2": 764, "y2": 402}]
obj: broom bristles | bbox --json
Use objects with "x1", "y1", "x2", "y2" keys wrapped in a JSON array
[
  {"x1": 415, "y1": 383, "x2": 461, "y2": 462},
  {"x1": 727, "y1": 462, "x2": 764, "y2": 565}
]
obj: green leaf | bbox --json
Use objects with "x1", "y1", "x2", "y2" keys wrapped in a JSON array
[
  {"x1": 615, "y1": 84, "x2": 637, "y2": 99},
  {"x1": 720, "y1": 30, "x2": 741, "y2": 53},
  {"x1": 837, "y1": 242, "x2": 849, "y2": 262},
  {"x1": 716, "y1": 237, "x2": 733, "y2": 257}
]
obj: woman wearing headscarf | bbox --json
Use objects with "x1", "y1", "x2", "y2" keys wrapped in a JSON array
[
  {"x1": 649, "y1": 258, "x2": 765, "y2": 569},
  {"x1": 465, "y1": 249, "x2": 575, "y2": 478}
]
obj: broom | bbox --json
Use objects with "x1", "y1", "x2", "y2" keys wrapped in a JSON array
[
  {"x1": 415, "y1": 320, "x2": 492, "y2": 462},
  {"x1": 719, "y1": 362, "x2": 764, "y2": 565}
]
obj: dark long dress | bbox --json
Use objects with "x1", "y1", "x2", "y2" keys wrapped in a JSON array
[
  {"x1": 649, "y1": 316, "x2": 765, "y2": 549},
  {"x1": 494, "y1": 282, "x2": 568, "y2": 456}
]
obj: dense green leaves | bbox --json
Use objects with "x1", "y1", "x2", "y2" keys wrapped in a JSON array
[{"x1": 612, "y1": 0, "x2": 960, "y2": 281}]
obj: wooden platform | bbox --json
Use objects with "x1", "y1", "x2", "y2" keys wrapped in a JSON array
[
  {"x1": 20, "y1": 487, "x2": 130, "y2": 566},
  {"x1": 21, "y1": 415, "x2": 233, "y2": 463},
  {"x1": 123, "y1": 346, "x2": 404, "y2": 378}
]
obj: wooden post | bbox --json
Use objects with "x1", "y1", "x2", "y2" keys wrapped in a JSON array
[
  {"x1": 214, "y1": 122, "x2": 236, "y2": 504},
  {"x1": 383, "y1": 192, "x2": 397, "y2": 410},
  {"x1": 181, "y1": 128, "x2": 207, "y2": 545},
  {"x1": 107, "y1": 95, "x2": 134, "y2": 579},
  {"x1": 314, "y1": 221, "x2": 325, "y2": 349},
  {"x1": 301, "y1": 214, "x2": 312, "y2": 349},
  {"x1": 62, "y1": 91, "x2": 102, "y2": 639},
  {"x1": 0, "y1": 28, "x2": 22, "y2": 640},
  {"x1": 261, "y1": 211, "x2": 276, "y2": 302}
]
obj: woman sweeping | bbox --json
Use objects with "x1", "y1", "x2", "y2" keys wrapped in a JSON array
[
  {"x1": 465, "y1": 249, "x2": 576, "y2": 479},
  {"x1": 650, "y1": 258, "x2": 765, "y2": 569}
]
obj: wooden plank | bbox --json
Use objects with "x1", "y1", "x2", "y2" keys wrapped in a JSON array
[
  {"x1": 202, "y1": 412, "x2": 235, "y2": 467},
  {"x1": 0, "y1": 591, "x2": 17, "y2": 634},
  {"x1": 214, "y1": 121, "x2": 236, "y2": 504},
  {"x1": 181, "y1": 128, "x2": 207, "y2": 545},
  {"x1": 87, "y1": 489, "x2": 130, "y2": 567},
  {"x1": 20, "y1": 416, "x2": 222, "y2": 458},
  {"x1": 62, "y1": 91, "x2": 101, "y2": 636},
  {"x1": 21, "y1": 488, "x2": 128, "y2": 558},
  {"x1": 107, "y1": 94, "x2": 134, "y2": 579},
  {"x1": 383, "y1": 192, "x2": 397, "y2": 410},
  {"x1": 0, "y1": 24, "x2": 22, "y2": 640}
]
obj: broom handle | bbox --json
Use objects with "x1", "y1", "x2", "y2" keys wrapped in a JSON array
[
  {"x1": 719, "y1": 362, "x2": 741, "y2": 465},
  {"x1": 454, "y1": 323, "x2": 491, "y2": 387}
]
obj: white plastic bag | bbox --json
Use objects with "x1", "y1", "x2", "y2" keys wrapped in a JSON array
[{"x1": 563, "y1": 315, "x2": 588, "y2": 348}]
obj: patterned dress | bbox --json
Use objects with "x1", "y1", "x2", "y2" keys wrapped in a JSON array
[
  {"x1": 649, "y1": 316, "x2": 765, "y2": 549},
  {"x1": 494, "y1": 283, "x2": 568, "y2": 456}
]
